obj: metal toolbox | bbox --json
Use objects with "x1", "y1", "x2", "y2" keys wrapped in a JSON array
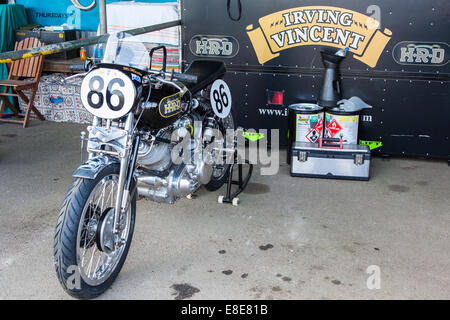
[{"x1": 290, "y1": 142, "x2": 371, "y2": 181}]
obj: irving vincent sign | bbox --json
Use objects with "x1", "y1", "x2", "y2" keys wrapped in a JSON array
[{"x1": 246, "y1": 6, "x2": 393, "y2": 67}]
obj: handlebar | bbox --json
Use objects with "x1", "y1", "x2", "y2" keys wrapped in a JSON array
[
  {"x1": 64, "y1": 64, "x2": 198, "y2": 98},
  {"x1": 69, "y1": 64, "x2": 86, "y2": 73},
  {"x1": 172, "y1": 72, "x2": 198, "y2": 84},
  {"x1": 147, "y1": 69, "x2": 198, "y2": 84},
  {"x1": 69, "y1": 59, "x2": 93, "y2": 73}
]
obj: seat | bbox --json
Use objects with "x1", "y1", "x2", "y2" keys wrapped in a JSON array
[
  {"x1": 183, "y1": 60, "x2": 226, "y2": 94},
  {"x1": 0, "y1": 37, "x2": 45, "y2": 128}
]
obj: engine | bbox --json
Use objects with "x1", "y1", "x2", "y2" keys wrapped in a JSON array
[{"x1": 135, "y1": 116, "x2": 215, "y2": 203}]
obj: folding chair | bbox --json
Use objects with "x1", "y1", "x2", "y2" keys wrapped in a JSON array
[{"x1": 0, "y1": 37, "x2": 45, "y2": 128}]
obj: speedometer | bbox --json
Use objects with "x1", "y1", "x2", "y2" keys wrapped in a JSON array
[{"x1": 80, "y1": 68, "x2": 136, "y2": 119}]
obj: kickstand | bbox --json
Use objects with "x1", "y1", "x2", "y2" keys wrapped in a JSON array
[{"x1": 218, "y1": 157, "x2": 253, "y2": 206}]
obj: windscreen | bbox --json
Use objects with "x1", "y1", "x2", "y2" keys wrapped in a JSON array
[{"x1": 102, "y1": 32, "x2": 150, "y2": 70}]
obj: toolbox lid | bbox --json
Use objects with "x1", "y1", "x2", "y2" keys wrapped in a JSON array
[{"x1": 293, "y1": 141, "x2": 370, "y2": 153}]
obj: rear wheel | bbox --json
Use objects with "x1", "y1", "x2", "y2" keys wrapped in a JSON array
[
  {"x1": 53, "y1": 164, "x2": 136, "y2": 299},
  {"x1": 205, "y1": 110, "x2": 235, "y2": 191}
]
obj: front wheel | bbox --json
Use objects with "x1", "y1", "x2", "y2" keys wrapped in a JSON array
[{"x1": 53, "y1": 164, "x2": 136, "y2": 299}]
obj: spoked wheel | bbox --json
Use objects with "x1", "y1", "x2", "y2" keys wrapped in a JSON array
[
  {"x1": 54, "y1": 164, "x2": 136, "y2": 299},
  {"x1": 205, "y1": 110, "x2": 235, "y2": 191}
]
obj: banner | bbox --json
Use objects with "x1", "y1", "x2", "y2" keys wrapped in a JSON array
[{"x1": 246, "y1": 6, "x2": 392, "y2": 67}]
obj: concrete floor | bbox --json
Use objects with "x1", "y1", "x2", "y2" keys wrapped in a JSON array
[{"x1": 0, "y1": 121, "x2": 449, "y2": 300}]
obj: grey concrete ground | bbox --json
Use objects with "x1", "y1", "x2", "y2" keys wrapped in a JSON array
[{"x1": 0, "y1": 121, "x2": 449, "y2": 300}]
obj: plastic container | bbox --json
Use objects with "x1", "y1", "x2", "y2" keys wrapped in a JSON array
[{"x1": 80, "y1": 47, "x2": 87, "y2": 61}]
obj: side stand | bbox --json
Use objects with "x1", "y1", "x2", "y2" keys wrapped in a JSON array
[{"x1": 218, "y1": 159, "x2": 253, "y2": 206}]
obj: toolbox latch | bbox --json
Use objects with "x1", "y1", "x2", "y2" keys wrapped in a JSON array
[
  {"x1": 354, "y1": 153, "x2": 364, "y2": 166},
  {"x1": 298, "y1": 151, "x2": 308, "y2": 162}
]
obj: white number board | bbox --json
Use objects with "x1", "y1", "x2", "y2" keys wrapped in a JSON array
[
  {"x1": 210, "y1": 79, "x2": 232, "y2": 119},
  {"x1": 81, "y1": 68, "x2": 136, "y2": 119}
]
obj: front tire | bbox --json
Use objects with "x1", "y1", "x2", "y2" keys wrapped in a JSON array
[{"x1": 53, "y1": 164, "x2": 136, "y2": 299}]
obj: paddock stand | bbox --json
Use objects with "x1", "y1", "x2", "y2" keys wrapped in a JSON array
[{"x1": 218, "y1": 156, "x2": 253, "y2": 206}]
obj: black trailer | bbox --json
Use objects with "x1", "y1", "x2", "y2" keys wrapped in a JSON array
[{"x1": 181, "y1": 0, "x2": 449, "y2": 160}]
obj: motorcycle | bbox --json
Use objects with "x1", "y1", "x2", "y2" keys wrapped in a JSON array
[{"x1": 53, "y1": 32, "x2": 235, "y2": 298}]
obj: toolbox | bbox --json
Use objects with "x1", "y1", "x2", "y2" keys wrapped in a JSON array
[
  {"x1": 290, "y1": 140, "x2": 371, "y2": 181},
  {"x1": 15, "y1": 29, "x2": 78, "y2": 60}
]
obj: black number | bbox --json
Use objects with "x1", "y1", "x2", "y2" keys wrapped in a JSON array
[
  {"x1": 87, "y1": 76, "x2": 127, "y2": 112},
  {"x1": 219, "y1": 84, "x2": 229, "y2": 107},
  {"x1": 106, "y1": 78, "x2": 125, "y2": 111},
  {"x1": 87, "y1": 76, "x2": 104, "y2": 109},
  {"x1": 212, "y1": 84, "x2": 230, "y2": 115},
  {"x1": 213, "y1": 89, "x2": 223, "y2": 113}
]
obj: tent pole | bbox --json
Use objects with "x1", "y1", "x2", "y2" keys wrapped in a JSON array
[{"x1": 98, "y1": 0, "x2": 107, "y2": 35}]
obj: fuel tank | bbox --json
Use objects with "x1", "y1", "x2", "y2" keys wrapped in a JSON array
[{"x1": 139, "y1": 83, "x2": 185, "y2": 129}]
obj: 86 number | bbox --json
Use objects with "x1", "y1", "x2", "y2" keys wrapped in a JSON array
[
  {"x1": 210, "y1": 79, "x2": 231, "y2": 119},
  {"x1": 87, "y1": 76, "x2": 125, "y2": 111},
  {"x1": 212, "y1": 84, "x2": 229, "y2": 113}
]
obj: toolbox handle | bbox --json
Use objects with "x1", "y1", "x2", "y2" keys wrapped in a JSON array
[{"x1": 319, "y1": 137, "x2": 343, "y2": 149}]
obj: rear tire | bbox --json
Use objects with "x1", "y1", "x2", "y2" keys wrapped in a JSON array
[
  {"x1": 205, "y1": 169, "x2": 229, "y2": 191},
  {"x1": 53, "y1": 164, "x2": 136, "y2": 299},
  {"x1": 205, "y1": 110, "x2": 235, "y2": 191}
]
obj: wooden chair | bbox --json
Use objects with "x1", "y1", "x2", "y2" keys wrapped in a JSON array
[{"x1": 0, "y1": 37, "x2": 45, "y2": 128}]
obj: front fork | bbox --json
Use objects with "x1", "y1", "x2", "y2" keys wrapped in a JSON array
[
  {"x1": 114, "y1": 137, "x2": 139, "y2": 237},
  {"x1": 112, "y1": 114, "x2": 139, "y2": 237},
  {"x1": 84, "y1": 113, "x2": 139, "y2": 243}
]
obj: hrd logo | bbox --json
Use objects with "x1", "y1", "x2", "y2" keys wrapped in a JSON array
[
  {"x1": 159, "y1": 93, "x2": 182, "y2": 118},
  {"x1": 393, "y1": 42, "x2": 450, "y2": 66},
  {"x1": 189, "y1": 35, "x2": 239, "y2": 58}
]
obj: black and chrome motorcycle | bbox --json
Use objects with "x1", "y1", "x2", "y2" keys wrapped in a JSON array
[{"x1": 53, "y1": 33, "x2": 235, "y2": 298}]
